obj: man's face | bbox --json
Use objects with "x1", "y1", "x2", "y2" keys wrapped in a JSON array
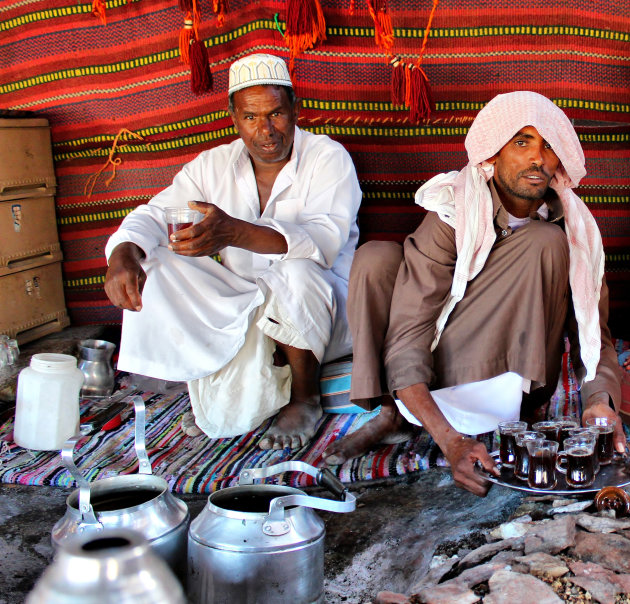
[
  {"x1": 488, "y1": 125, "x2": 560, "y2": 203},
  {"x1": 229, "y1": 85, "x2": 299, "y2": 168}
]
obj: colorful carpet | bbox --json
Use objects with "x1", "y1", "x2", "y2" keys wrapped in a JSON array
[
  {"x1": 1, "y1": 339, "x2": 626, "y2": 494},
  {"x1": 0, "y1": 388, "x2": 453, "y2": 494},
  {"x1": 1, "y1": 0, "x2": 628, "y2": 332}
]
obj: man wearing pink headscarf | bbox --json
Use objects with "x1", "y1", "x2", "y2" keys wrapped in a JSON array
[{"x1": 323, "y1": 91, "x2": 623, "y2": 496}]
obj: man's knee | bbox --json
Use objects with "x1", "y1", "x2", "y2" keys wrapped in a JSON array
[
  {"x1": 350, "y1": 240, "x2": 403, "y2": 287},
  {"x1": 525, "y1": 221, "x2": 569, "y2": 271}
]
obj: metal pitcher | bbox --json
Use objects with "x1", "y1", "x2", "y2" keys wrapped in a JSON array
[
  {"x1": 52, "y1": 395, "x2": 190, "y2": 580},
  {"x1": 28, "y1": 529, "x2": 185, "y2": 603},
  {"x1": 188, "y1": 460, "x2": 356, "y2": 604},
  {"x1": 77, "y1": 339, "x2": 116, "y2": 397}
]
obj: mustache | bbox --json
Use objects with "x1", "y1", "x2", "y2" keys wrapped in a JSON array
[{"x1": 520, "y1": 165, "x2": 551, "y2": 179}]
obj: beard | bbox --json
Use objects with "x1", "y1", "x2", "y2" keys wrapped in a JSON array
[{"x1": 495, "y1": 167, "x2": 551, "y2": 201}]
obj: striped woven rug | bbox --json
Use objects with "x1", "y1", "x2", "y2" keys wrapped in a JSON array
[
  {"x1": 3, "y1": 339, "x2": 627, "y2": 494},
  {"x1": 0, "y1": 390, "x2": 452, "y2": 493}
]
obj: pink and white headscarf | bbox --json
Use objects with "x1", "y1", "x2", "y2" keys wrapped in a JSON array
[{"x1": 415, "y1": 91, "x2": 604, "y2": 381}]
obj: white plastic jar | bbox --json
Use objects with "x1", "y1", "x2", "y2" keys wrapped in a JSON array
[{"x1": 14, "y1": 353, "x2": 84, "y2": 450}]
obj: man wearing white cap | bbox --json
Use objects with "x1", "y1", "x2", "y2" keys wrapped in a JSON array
[
  {"x1": 105, "y1": 53, "x2": 361, "y2": 449},
  {"x1": 322, "y1": 91, "x2": 623, "y2": 494}
]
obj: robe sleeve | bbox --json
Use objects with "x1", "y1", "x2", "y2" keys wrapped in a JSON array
[
  {"x1": 566, "y1": 276, "x2": 622, "y2": 412},
  {"x1": 105, "y1": 154, "x2": 208, "y2": 262},
  {"x1": 384, "y1": 212, "x2": 457, "y2": 393},
  {"x1": 255, "y1": 141, "x2": 362, "y2": 269}
]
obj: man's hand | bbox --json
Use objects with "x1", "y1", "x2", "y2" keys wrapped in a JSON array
[
  {"x1": 168, "y1": 201, "x2": 240, "y2": 257},
  {"x1": 104, "y1": 242, "x2": 146, "y2": 311},
  {"x1": 582, "y1": 391, "x2": 627, "y2": 454},
  {"x1": 443, "y1": 435, "x2": 500, "y2": 497}
]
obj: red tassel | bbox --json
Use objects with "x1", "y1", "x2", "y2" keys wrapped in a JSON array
[
  {"x1": 349, "y1": 0, "x2": 356, "y2": 15},
  {"x1": 390, "y1": 56, "x2": 405, "y2": 106},
  {"x1": 367, "y1": 0, "x2": 394, "y2": 53},
  {"x1": 212, "y1": 0, "x2": 229, "y2": 27},
  {"x1": 92, "y1": 0, "x2": 107, "y2": 24},
  {"x1": 179, "y1": 14, "x2": 195, "y2": 65},
  {"x1": 285, "y1": 0, "x2": 327, "y2": 72},
  {"x1": 408, "y1": 65, "x2": 433, "y2": 123},
  {"x1": 189, "y1": 38, "x2": 212, "y2": 95},
  {"x1": 178, "y1": 0, "x2": 193, "y2": 11}
]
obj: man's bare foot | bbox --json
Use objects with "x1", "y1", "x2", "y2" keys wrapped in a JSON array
[
  {"x1": 322, "y1": 397, "x2": 415, "y2": 465},
  {"x1": 181, "y1": 410, "x2": 204, "y2": 437},
  {"x1": 259, "y1": 397, "x2": 323, "y2": 450}
]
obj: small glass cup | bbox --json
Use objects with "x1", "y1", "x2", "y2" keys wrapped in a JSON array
[
  {"x1": 553, "y1": 415, "x2": 580, "y2": 449},
  {"x1": 527, "y1": 439, "x2": 559, "y2": 490},
  {"x1": 532, "y1": 420, "x2": 560, "y2": 443},
  {"x1": 556, "y1": 436, "x2": 597, "y2": 488},
  {"x1": 498, "y1": 420, "x2": 528, "y2": 467},
  {"x1": 164, "y1": 206, "x2": 200, "y2": 238},
  {"x1": 0, "y1": 334, "x2": 9, "y2": 368},
  {"x1": 568, "y1": 428, "x2": 600, "y2": 473},
  {"x1": 6, "y1": 339, "x2": 19, "y2": 365},
  {"x1": 514, "y1": 431, "x2": 545, "y2": 481},
  {"x1": 585, "y1": 417, "x2": 616, "y2": 465}
]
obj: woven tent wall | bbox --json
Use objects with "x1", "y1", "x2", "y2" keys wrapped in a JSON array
[{"x1": 1, "y1": 0, "x2": 629, "y2": 335}]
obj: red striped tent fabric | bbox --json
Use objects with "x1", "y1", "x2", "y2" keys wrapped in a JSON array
[{"x1": 1, "y1": 0, "x2": 628, "y2": 333}]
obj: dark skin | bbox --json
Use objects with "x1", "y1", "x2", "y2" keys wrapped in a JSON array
[
  {"x1": 324, "y1": 125, "x2": 624, "y2": 495},
  {"x1": 105, "y1": 85, "x2": 323, "y2": 450}
]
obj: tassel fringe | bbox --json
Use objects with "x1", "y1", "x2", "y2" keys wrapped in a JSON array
[
  {"x1": 284, "y1": 0, "x2": 327, "y2": 72},
  {"x1": 92, "y1": 0, "x2": 107, "y2": 25},
  {"x1": 367, "y1": 0, "x2": 394, "y2": 53},
  {"x1": 190, "y1": 38, "x2": 212, "y2": 95}
]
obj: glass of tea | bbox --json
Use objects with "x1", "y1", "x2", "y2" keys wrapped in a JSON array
[
  {"x1": 531, "y1": 420, "x2": 560, "y2": 443},
  {"x1": 498, "y1": 420, "x2": 528, "y2": 467},
  {"x1": 585, "y1": 417, "x2": 616, "y2": 465},
  {"x1": 514, "y1": 431, "x2": 545, "y2": 481},
  {"x1": 526, "y1": 439, "x2": 559, "y2": 490},
  {"x1": 556, "y1": 436, "x2": 597, "y2": 488},
  {"x1": 164, "y1": 206, "x2": 200, "y2": 238},
  {"x1": 568, "y1": 428, "x2": 600, "y2": 473},
  {"x1": 553, "y1": 415, "x2": 579, "y2": 449}
]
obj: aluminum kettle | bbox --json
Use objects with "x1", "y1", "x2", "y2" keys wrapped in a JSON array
[
  {"x1": 52, "y1": 395, "x2": 190, "y2": 580},
  {"x1": 188, "y1": 460, "x2": 356, "y2": 604},
  {"x1": 27, "y1": 529, "x2": 185, "y2": 603}
]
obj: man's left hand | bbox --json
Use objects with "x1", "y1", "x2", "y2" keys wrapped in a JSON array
[
  {"x1": 168, "y1": 201, "x2": 237, "y2": 257},
  {"x1": 582, "y1": 392, "x2": 627, "y2": 454}
]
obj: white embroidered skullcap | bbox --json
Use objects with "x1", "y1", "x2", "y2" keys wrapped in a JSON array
[{"x1": 228, "y1": 54, "x2": 293, "y2": 95}]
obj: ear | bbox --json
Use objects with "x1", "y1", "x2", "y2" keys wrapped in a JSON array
[
  {"x1": 486, "y1": 154, "x2": 498, "y2": 165},
  {"x1": 229, "y1": 110, "x2": 238, "y2": 133}
]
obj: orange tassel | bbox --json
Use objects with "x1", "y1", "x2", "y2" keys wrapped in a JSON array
[
  {"x1": 212, "y1": 0, "x2": 228, "y2": 27},
  {"x1": 92, "y1": 0, "x2": 107, "y2": 25},
  {"x1": 367, "y1": 0, "x2": 394, "y2": 53},
  {"x1": 408, "y1": 65, "x2": 433, "y2": 123},
  {"x1": 349, "y1": 0, "x2": 356, "y2": 15},
  {"x1": 284, "y1": 0, "x2": 327, "y2": 72},
  {"x1": 190, "y1": 38, "x2": 212, "y2": 95},
  {"x1": 390, "y1": 56, "x2": 406, "y2": 106},
  {"x1": 179, "y1": 15, "x2": 195, "y2": 64}
]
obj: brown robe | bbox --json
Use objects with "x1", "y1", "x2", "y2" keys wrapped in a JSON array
[{"x1": 348, "y1": 183, "x2": 621, "y2": 414}]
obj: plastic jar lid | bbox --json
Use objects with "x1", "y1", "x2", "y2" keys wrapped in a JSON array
[{"x1": 30, "y1": 353, "x2": 78, "y2": 372}]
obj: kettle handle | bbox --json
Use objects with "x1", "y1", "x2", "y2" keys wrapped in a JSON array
[
  {"x1": 239, "y1": 461, "x2": 347, "y2": 498},
  {"x1": 238, "y1": 461, "x2": 356, "y2": 536},
  {"x1": 61, "y1": 434, "x2": 103, "y2": 531},
  {"x1": 131, "y1": 395, "x2": 152, "y2": 476},
  {"x1": 60, "y1": 394, "x2": 152, "y2": 528}
]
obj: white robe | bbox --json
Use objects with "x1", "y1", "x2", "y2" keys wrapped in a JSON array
[{"x1": 105, "y1": 127, "x2": 362, "y2": 383}]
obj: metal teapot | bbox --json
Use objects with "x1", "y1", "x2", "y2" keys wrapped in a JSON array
[
  {"x1": 52, "y1": 395, "x2": 190, "y2": 580},
  {"x1": 77, "y1": 339, "x2": 116, "y2": 397},
  {"x1": 188, "y1": 460, "x2": 356, "y2": 604},
  {"x1": 27, "y1": 528, "x2": 185, "y2": 603}
]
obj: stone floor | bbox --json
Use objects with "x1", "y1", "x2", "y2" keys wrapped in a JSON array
[{"x1": 0, "y1": 325, "x2": 534, "y2": 603}]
